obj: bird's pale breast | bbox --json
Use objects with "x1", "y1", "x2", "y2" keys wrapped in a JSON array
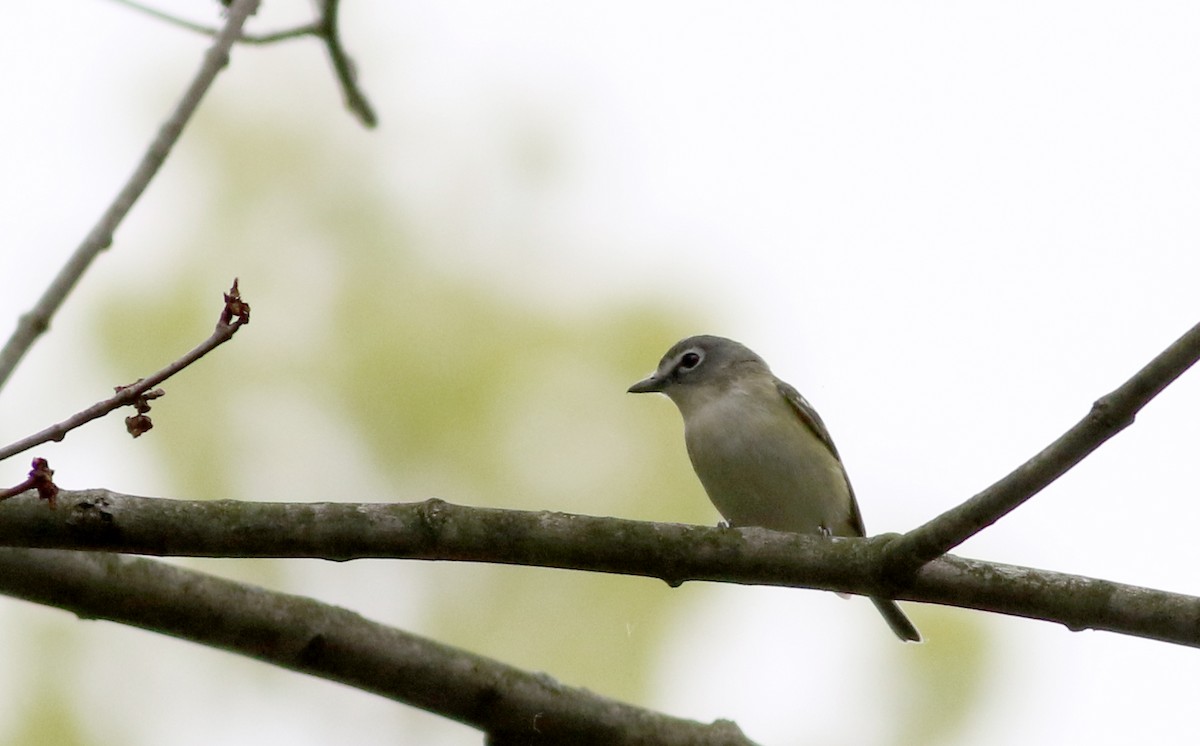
[{"x1": 681, "y1": 378, "x2": 857, "y2": 537}]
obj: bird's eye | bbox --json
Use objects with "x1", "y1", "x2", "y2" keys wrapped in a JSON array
[{"x1": 678, "y1": 351, "x2": 702, "y2": 371}]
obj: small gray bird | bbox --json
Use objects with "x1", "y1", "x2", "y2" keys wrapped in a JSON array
[{"x1": 628, "y1": 335, "x2": 920, "y2": 642}]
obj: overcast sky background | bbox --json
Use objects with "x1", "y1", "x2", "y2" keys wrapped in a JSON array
[{"x1": 4, "y1": 2, "x2": 1200, "y2": 745}]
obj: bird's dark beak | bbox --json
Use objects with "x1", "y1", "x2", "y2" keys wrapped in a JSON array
[{"x1": 627, "y1": 374, "x2": 665, "y2": 394}]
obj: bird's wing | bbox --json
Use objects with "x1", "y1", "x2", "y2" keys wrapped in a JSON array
[{"x1": 775, "y1": 379, "x2": 868, "y2": 537}]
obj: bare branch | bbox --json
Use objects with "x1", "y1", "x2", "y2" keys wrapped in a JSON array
[
  {"x1": 908, "y1": 554, "x2": 1200, "y2": 647},
  {"x1": 0, "y1": 0, "x2": 261, "y2": 395},
  {"x1": 880, "y1": 320, "x2": 1200, "y2": 577},
  {"x1": 238, "y1": 24, "x2": 322, "y2": 44},
  {"x1": 106, "y1": 0, "x2": 226, "y2": 36},
  {"x1": 316, "y1": 0, "x2": 377, "y2": 127},
  {"x1": 0, "y1": 547, "x2": 753, "y2": 745},
  {"x1": 106, "y1": 0, "x2": 321, "y2": 43},
  {"x1": 110, "y1": 0, "x2": 376, "y2": 127},
  {"x1": 0, "y1": 281, "x2": 249, "y2": 463},
  {"x1": 1, "y1": 492, "x2": 1198, "y2": 648}
]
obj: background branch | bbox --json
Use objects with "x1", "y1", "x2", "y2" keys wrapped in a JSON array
[
  {"x1": 2, "y1": 492, "x2": 1198, "y2": 648},
  {"x1": 109, "y1": 0, "x2": 376, "y2": 126},
  {"x1": 0, "y1": 0, "x2": 260, "y2": 394},
  {"x1": 315, "y1": 0, "x2": 377, "y2": 127},
  {"x1": 0, "y1": 547, "x2": 750, "y2": 745},
  {"x1": 883, "y1": 318, "x2": 1200, "y2": 575}
]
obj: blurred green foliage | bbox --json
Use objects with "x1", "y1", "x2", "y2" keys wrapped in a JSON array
[
  {"x1": 891, "y1": 607, "x2": 993, "y2": 746},
  {"x1": 2, "y1": 620, "x2": 94, "y2": 746}
]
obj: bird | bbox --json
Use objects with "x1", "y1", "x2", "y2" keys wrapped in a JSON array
[{"x1": 628, "y1": 334, "x2": 920, "y2": 642}]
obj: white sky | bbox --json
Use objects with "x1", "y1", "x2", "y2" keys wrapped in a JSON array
[{"x1": 4, "y1": 2, "x2": 1200, "y2": 745}]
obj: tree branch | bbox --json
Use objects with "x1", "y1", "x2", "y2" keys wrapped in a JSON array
[
  {"x1": 882, "y1": 319, "x2": 1200, "y2": 576},
  {"x1": 107, "y1": 0, "x2": 319, "y2": 42},
  {"x1": 0, "y1": 0, "x2": 260, "y2": 395},
  {"x1": 2, "y1": 492, "x2": 1198, "y2": 648},
  {"x1": 315, "y1": 0, "x2": 377, "y2": 127},
  {"x1": 108, "y1": 0, "x2": 376, "y2": 127},
  {"x1": 0, "y1": 547, "x2": 751, "y2": 745},
  {"x1": 0, "y1": 281, "x2": 249, "y2": 464}
]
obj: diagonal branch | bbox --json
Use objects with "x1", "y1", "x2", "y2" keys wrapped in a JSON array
[
  {"x1": 2, "y1": 493, "x2": 1200, "y2": 648},
  {"x1": 0, "y1": 547, "x2": 752, "y2": 745},
  {"x1": 0, "y1": 0, "x2": 261, "y2": 395},
  {"x1": 0, "y1": 281, "x2": 249, "y2": 464},
  {"x1": 882, "y1": 319, "x2": 1200, "y2": 577},
  {"x1": 315, "y1": 0, "x2": 377, "y2": 127}
]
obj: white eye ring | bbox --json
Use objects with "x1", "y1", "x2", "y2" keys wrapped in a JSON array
[{"x1": 677, "y1": 349, "x2": 703, "y2": 371}]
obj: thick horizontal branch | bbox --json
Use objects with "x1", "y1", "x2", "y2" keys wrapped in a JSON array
[
  {"x1": 2, "y1": 492, "x2": 1199, "y2": 648},
  {"x1": 0, "y1": 547, "x2": 749, "y2": 745},
  {"x1": 909, "y1": 554, "x2": 1200, "y2": 648},
  {"x1": 884, "y1": 319, "x2": 1200, "y2": 575}
]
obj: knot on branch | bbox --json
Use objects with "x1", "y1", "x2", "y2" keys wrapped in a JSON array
[
  {"x1": 1089, "y1": 395, "x2": 1135, "y2": 431},
  {"x1": 64, "y1": 493, "x2": 124, "y2": 545},
  {"x1": 418, "y1": 498, "x2": 450, "y2": 542}
]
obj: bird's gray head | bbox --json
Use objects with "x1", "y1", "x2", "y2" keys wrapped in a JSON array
[{"x1": 627, "y1": 335, "x2": 769, "y2": 401}]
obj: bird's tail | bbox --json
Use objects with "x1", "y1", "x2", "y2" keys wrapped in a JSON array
[{"x1": 870, "y1": 597, "x2": 922, "y2": 642}]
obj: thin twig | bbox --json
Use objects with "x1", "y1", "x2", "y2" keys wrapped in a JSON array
[
  {"x1": 882, "y1": 319, "x2": 1200, "y2": 577},
  {"x1": 317, "y1": 0, "x2": 377, "y2": 127},
  {"x1": 236, "y1": 23, "x2": 322, "y2": 44},
  {"x1": 109, "y1": 0, "x2": 376, "y2": 127},
  {"x1": 0, "y1": 281, "x2": 249, "y2": 464},
  {"x1": 107, "y1": 0, "x2": 225, "y2": 36},
  {"x1": 106, "y1": 0, "x2": 319, "y2": 43},
  {"x1": 0, "y1": 547, "x2": 754, "y2": 745},
  {"x1": 0, "y1": 0, "x2": 261, "y2": 395}
]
